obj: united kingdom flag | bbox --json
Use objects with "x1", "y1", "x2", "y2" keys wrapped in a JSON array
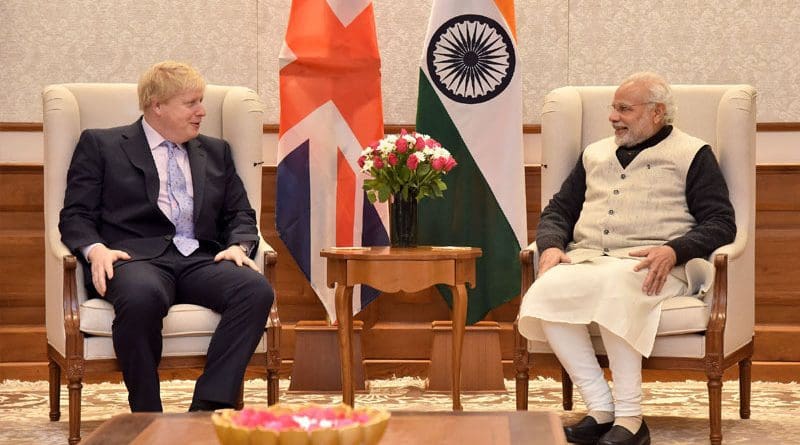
[{"x1": 277, "y1": 0, "x2": 389, "y2": 322}]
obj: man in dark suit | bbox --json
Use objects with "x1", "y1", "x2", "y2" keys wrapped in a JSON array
[{"x1": 59, "y1": 61, "x2": 273, "y2": 412}]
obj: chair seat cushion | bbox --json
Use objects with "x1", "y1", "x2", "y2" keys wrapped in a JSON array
[
  {"x1": 80, "y1": 298, "x2": 221, "y2": 337},
  {"x1": 585, "y1": 295, "x2": 708, "y2": 337}
]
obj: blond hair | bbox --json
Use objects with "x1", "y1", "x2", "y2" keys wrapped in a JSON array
[{"x1": 137, "y1": 61, "x2": 206, "y2": 111}]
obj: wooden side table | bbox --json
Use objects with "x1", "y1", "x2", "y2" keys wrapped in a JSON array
[{"x1": 320, "y1": 246, "x2": 481, "y2": 410}]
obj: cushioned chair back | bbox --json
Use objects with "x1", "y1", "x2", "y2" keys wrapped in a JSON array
[{"x1": 539, "y1": 84, "x2": 756, "y2": 355}]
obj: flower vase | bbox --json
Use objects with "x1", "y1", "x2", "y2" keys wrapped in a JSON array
[{"x1": 389, "y1": 191, "x2": 418, "y2": 247}]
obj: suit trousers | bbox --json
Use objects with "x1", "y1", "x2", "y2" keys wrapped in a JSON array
[{"x1": 103, "y1": 244, "x2": 273, "y2": 412}]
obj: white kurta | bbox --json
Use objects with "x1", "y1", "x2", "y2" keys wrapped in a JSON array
[
  {"x1": 519, "y1": 128, "x2": 707, "y2": 357},
  {"x1": 518, "y1": 256, "x2": 687, "y2": 357}
]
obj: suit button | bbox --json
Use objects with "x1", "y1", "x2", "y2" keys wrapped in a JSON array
[
  {"x1": 165, "y1": 235, "x2": 173, "y2": 241},
  {"x1": 603, "y1": 247, "x2": 609, "y2": 253},
  {"x1": 603, "y1": 229, "x2": 610, "y2": 235}
]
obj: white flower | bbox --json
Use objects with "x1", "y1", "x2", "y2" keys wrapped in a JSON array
[
  {"x1": 361, "y1": 147, "x2": 373, "y2": 156},
  {"x1": 422, "y1": 147, "x2": 435, "y2": 156},
  {"x1": 413, "y1": 151, "x2": 426, "y2": 162},
  {"x1": 361, "y1": 158, "x2": 374, "y2": 172},
  {"x1": 378, "y1": 140, "x2": 394, "y2": 154},
  {"x1": 432, "y1": 147, "x2": 451, "y2": 158}
]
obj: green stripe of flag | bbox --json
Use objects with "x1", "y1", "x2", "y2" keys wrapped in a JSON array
[{"x1": 416, "y1": 70, "x2": 521, "y2": 324}]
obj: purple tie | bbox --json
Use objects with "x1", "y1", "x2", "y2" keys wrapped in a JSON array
[{"x1": 165, "y1": 141, "x2": 199, "y2": 256}]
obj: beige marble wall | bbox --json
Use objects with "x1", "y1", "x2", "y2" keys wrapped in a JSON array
[{"x1": 1, "y1": 0, "x2": 799, "y2": 124}]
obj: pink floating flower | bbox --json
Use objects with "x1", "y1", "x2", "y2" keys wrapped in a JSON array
[{"x1": 406, "y1": 155, "x2": 419, "y2": 170}]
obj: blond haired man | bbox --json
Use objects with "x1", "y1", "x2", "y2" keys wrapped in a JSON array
[
  {"x1": 519, "y1": 72, "x2": 736, "y2": 445},
  {"x1": 59, "y1": 61, "x2": 273, "y2": 412}
]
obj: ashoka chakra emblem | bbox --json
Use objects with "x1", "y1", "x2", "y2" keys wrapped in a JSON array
[{"x1": 426, "y1": 14, "x2": 516, "y2": 104}]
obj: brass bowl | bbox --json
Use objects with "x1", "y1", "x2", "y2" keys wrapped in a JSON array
[{"x1": 211, "y1": 403, "x2": 390, "y2": 445}]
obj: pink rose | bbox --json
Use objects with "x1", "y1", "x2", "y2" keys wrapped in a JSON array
[
  {"x1": 396, "y1": 137, "x2": 408, "y2": 153},
  {"x1": 415, "y1": 136, "x2": 425, "y2": 150},
  {"x1": 406, "y1": 155, "x2": 419, "y2": 170},
  {"x1": 444, "y1": 157, "x2": 457, "y2": 172},
  {"x1": 431, "y1": 157, "x2": 447, "y2": 171},
  {"x1": 373, "y1": 156, "x2": 384, "y2": 169},
  {"x1": 388, "y1": 153, "x2": 398, "y2": 166},
  {"x1": 357, "y1": 155, "x2": 366, "y2": 168},
  {"x1": 369, "y1": 140, "x2": 379, "y2": 149},
  {"x1": 400, "y1": 128, "x2": 408, "y2": 136},
  {"x1": 426, "y1": 138, "x2": 439, "y2": 148}
]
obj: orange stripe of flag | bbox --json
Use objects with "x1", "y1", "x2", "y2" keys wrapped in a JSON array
[
  {"x1": 493, "y1": 0, "x2": 517, "y2": 40},
  {"x1": 336, "y1": 148, "x2": 356, "y2": 246}
]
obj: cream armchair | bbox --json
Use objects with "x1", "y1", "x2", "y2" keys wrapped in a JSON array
[
  {"x1": 43, "y1": 83, "x2": 281, "y2": 444},
  {"x1": 514, "y1": 85, "x2": 756, "y2": 445}
]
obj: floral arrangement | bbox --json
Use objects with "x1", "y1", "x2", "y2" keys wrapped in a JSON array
[{"x1": 358, "y1": 129, "x2": 457, "y2": 203}]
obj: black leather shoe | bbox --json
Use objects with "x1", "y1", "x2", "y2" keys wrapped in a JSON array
[
  {"x1": 188, "y1": 400, "x2": 232, "y2": 412},
  {"x1": 597, "y1": 420, "x2": 650, "y2": 445},
  {"x1": 564, "y1": 416, "x2": 614, "y2": 445}
]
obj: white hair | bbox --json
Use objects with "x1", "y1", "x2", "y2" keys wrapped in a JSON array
[{"x1": 620, "y1": 72, "x2": 676, "y2": 124}]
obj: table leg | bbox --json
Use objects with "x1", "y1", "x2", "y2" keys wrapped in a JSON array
[
  {"x1": 334, "y1": 284, "x2": 355, "y2": 407},
  {"x1": 449, "y1": 284, "x2": 468, "y2": 411}
]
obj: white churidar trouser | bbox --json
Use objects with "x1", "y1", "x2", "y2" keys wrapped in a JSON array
[{"x1": 540, "y1": 320, "x2": 643, "y2": 417}]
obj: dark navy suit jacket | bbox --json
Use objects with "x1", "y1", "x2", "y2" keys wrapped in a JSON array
[{"x1": 59, "y1": 117, "x2": 259, "y2": 295}]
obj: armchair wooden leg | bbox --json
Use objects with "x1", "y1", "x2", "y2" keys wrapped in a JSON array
[
  {"x1": 707, "y1": 375, "x2": 723, "y2": 445},
  {"x1": 67, "y1": 377, "x2": 83, "y2": 445},
  {"x1": 561, "y1": 366, "x2": 574, "y2": 411},
  {"x1": 739, "y1": 358, "x2": 752, "y2": 419},
  {"x1": 235, "y1": 382, "x2": 245, "y2": 410},
  {"x1": 48, "y1": 359, "x2": 61, "y2": 421},
  {"x1": 514, "y1": 366, "x2": 529, "y2": 411},
  {"x1": 267, "y1": 368, "x2": 279, "y2": 405},
  {"x1": 513, "y1": 320, "x2": 531, "y2": 411}
]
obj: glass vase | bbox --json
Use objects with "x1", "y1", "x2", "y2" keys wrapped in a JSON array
[{"x1": 389, "y1": 190, "x2": 418, "y2": 247}]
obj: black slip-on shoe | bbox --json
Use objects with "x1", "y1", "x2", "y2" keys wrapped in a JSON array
[
  {"x1": 597, "y1": 420, "x2": 650, "y2": 445},
  {"x1": 564, "y1": 415, "x2": 615, "y2": 445}
]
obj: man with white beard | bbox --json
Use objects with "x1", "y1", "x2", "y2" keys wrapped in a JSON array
[{"x1": 518, "y1": 72, "x2": 736, "y2": 445}]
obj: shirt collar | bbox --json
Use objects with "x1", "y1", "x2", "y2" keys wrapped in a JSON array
[
  {"x1": 619, "y1": 125, "x2": 672, "y2": 151},
  {"x1": 141, "y1": 117, "x2": 180, "y2": 151}
]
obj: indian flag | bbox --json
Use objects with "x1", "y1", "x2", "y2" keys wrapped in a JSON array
[{"x1": 416, "y1": 0, "x2": 526, "y2": 324}]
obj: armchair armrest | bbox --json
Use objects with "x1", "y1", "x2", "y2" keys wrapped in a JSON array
[
  {"x1": 705, "y1": 253, "x2": 729, "y2": 359},
  {"x1": 519, "y1": 242, "x2": 539, "y2": 298},
  {"x1": 48, "y1": 229, "x2": 72, "y2": 260},
  {"x1": 711, "y1": 230, "x2": 747, "y2": 261}
]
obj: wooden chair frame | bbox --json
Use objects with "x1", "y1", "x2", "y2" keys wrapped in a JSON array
[
  {"x1": 47, "y1": 251, "x2": 281, "y2": 444},
  {"x1": 514, "y1": 250, "x2": 753, "y2": 445}
]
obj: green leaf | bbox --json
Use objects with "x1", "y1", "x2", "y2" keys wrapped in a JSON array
[
  {"x1": 417, "y1": 163, "x2": 431, "y2": 176},
  {"x1": 378, "y1": 188, "x2": 390, "y2": 202}
]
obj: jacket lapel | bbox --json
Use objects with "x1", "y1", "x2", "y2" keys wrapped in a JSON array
[
  {"x1": 120, "y1": 119, "x2": 160, "y2": 207},
  {"x1": 186, "y1": 138, "x2": 207, "y2": 222}
]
